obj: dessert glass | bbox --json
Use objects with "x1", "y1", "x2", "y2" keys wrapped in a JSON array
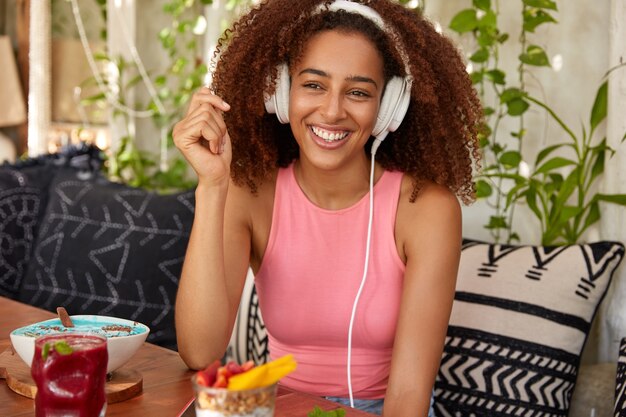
[{"x1": 192, "y1": 375, "x2": 277, "y2": 417}]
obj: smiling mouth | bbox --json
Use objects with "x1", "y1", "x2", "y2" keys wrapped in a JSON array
[{"x1": 310, "y1": 126, "x2": 350, "y2": 143}]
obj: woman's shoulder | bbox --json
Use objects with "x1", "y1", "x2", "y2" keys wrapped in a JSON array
[
  {"x1": 227, "y1": 168, "x2": 278, "y2": 220},
  {"x1": 397, "y1": 176, "x2": 461, "y2": 229}
]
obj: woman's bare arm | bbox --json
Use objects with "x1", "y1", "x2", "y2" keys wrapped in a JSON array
[
  {"x1": 383, "y1": 182, "x2": 462, "y2": 417},
  {"x1": 173, "y1": 88, "x2": 253, "y2": 370}
]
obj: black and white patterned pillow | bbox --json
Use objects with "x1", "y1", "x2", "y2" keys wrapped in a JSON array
[
  {"x1": 19, "y1": 168, "x2": 195, "y2": 350},
  {"x1": 226, "y1": 270, "x2": 269, "y2": 365},
  {"x1": 0, "y1": 144, "x2": 102, "y2": 300},
  {"x1": 0, "y1": 165, "x2": 53, "y2": 299},
  {"x1": 616, "y1": 337, "x2": 626, "y2": 417},
  {"x1": 435, "y1": 239, "x2": 625, "y2": 417}
]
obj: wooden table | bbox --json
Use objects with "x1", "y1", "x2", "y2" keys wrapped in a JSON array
[{"x1": 0, "y1": 297, "x2": 373, "y2": 416}]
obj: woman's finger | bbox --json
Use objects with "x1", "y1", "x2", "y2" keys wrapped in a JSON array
[
  {"x1": 184, "y1": 103, "x2": 228, "y2": 134},
  {"x1": 186, "y1": 88, "x2": 231, "y2": 116}
]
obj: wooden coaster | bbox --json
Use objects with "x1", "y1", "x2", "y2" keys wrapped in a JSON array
[{"x1": 0, "y1": 342, "x2": 142, "y2": 403}]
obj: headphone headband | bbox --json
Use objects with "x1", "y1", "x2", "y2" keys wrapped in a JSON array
[{"x1": 318, "y1": 1, "x2": 412, "y2": 77}]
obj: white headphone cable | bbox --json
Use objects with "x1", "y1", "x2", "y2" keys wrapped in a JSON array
[{"x1": 346, "y1": 136, "x2": 385, "y2": 408}]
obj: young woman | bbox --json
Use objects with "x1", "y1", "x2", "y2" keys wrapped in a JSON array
[{"x1": 173, "y1": 1, "x2": 482, "y2": 415}]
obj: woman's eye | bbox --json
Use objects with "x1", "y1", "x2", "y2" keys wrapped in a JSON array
[
  {"x1": 349, "y1": 90, "x2": 371, "y2": 98},
  {"x1": 303, "y1": 83, "x2": 321, "y2": 89}
]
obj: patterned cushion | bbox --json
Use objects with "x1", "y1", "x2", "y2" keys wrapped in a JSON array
[
  {"x1": 616, "y1": 337, "x2": 626, "y2": 417},
  {"x1": 19, "y1": 168, "x2": 194, "y2": 350},
  {"x1": 0, "y1": 165, "x2": 53, "y2": 299},
  {"x1": 0, "y1": 144, "x2": 102, "y2": 300},
  {"x1": 434, "y1": 239, "x2": 625, "y2": 417},
  {"x1": 226, "y1": 269, "x2": 269, "y2": 365}
]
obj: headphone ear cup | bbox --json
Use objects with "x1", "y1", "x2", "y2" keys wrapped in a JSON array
[
  {"x1": 372, "y1": 76, "x2": 412, "y2": 138},
  {"x1": 264, "y1": 63, "x2": 291, "y2": 124}
]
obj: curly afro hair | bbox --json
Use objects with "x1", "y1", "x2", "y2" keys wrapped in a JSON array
[{"x1": 211, "y1": 0, "x2": 482, "y2": 204}]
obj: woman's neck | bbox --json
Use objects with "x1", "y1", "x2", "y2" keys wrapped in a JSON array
[{"x1": 293, "y1": 157, "x2": 382, "y2": 210}]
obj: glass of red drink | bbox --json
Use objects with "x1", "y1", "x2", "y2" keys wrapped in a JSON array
[{"x1": 31, "y1": 333, "x2": 108, "y2": 417}]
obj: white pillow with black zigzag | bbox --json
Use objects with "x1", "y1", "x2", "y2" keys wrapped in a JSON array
[{"x1": 434, "y1": 239, "x2": 625, "y2": 417}]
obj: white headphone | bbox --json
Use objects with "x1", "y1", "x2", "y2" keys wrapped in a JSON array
[{"x1": 264, "y1": 0, "x2": 413, "y2": 147}]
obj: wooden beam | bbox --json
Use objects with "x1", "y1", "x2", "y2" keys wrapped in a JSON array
[{"x1": 15, "y1": 0, "x2": 29, "y2": 155}]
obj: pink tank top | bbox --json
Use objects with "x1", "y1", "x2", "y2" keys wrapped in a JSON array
[{"x1": 255, "y1": 163, "x2": 405, "y2": 399}]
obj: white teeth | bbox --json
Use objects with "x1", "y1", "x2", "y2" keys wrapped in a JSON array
[{"x1": 311, "y1": 126, "x2": 349, "y2": 142}]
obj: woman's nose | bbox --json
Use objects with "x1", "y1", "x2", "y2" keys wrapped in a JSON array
[{"x1": 319, "y1": 91, "x2": 346, "y2": 121}]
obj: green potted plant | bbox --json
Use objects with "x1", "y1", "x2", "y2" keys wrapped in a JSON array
[{"x1": 448, "y1": 0, "x2": 626, "y2": 245}]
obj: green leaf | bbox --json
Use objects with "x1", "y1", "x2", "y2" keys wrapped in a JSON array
[
  {"x1": 42, "y1": 343, "x2": 51, "y2": 360},
  {"x1": 80, "y1": 92, "x2": 106, "y2": 106},
  {"x1": 519, "y1": 45, "x2": 551, "y2": 67},
  {"x1": 486, "y1": 69, "x2": 506, "y2": 85},
  {"x1": 54, "y1": 341, "x2": 74, "y2": 356},
  {"x1": 525, "y1": 187, "x2": 543, "y2": 222},
  {"x1": 484, "y1": 173, "x2": 527, "y2": 182},
  {"x1": 583, "y1": 201, "x2": 600, "y2": 232},
  {"x1": 449, "y1": 9, "x2": 479, "y2": 33},
  {"x1": 505, "y1": 183, "x2": 528, "y2": 209},
  {"x1": 473, "y1": 0, "x2": 491, "y2": 11},
  {"x1": 172, "y1": 57, "x2": 188, "y2": 74},
  {"x1": 510, "y1": 129, "x2": 527, "y2": 139},
  {"x1": 590, "y1": 80, "x2": 608, "y2": 132},
  {"x1": 159, "y1": 27, "x2": 172, "y2": 42},
  {"x1": 546, "y1": 173, "x2": 564, "y2": 193},
  {"x1": 589, "y1": 148, "x2": 605, "y2": 183},
  {"x1": 478, "y1": 9, "x2": 497, "y2": 30},
  {"x1": 507, "y1": 98, "x2": 530, "y2": 116},
  {"x1": 178, "y1": 20, "x2": 192, "y2": 34},
  {"x1": 500, "y1": 88, "x2": 524, "y2": 103},
  {"x1": 307, "y1": 406, "x2": 346, "y2": 417},
  {"x1": 523, "y1": 10, "x2": 557, "y2": 32},
  {"x1": 551, "y1": 167, "x2": 580, "y2": 221},
  {"x1": 523, "y1": 0, "x2": 558, "y2": 10},
  {"x1": 470, "y1": 48, "x2": 490, "y2": 63},
  {"x1": 93, "y1": 51, "x2": 110, "y2": 61},
  {"x1": 535, "y1": 143, "x2": 567, "y2": 166},
  {"x1": 596, "y1": 194, "x2": 626, "y2": 205},
  {"x1": 534, "y1": 156, "x2": 576, "y2": 176},
  {"x1": 477, "y1": 31, "x2": 496, "y2": 48},
  {"x1": 487, "y1": 216, "x2": 508, "y2": 229},
  {"x1": 499, "y1": 151, "x2": 522, "y2": 168},
  {"x1": 558, "y1": 205, "x2": 583, "y2": 224},
  {"x1": 155, "y1": 75, "x2": 167, "y2": 87},
  {"x1": 470, "y1": 71, "x2": 484, "y2": 84},
  {"x1": 158, "y1": 87, "x2": 172, "y2": 99},
  {"x1": 475, "y1": 179, "x2": 493, "y2": 198}
]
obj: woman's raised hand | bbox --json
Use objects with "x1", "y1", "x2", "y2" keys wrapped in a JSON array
[{"x1": 173, "y1": 87, "x2": 232, "y2": 187}]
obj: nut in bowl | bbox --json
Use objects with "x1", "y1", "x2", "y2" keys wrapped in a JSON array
[
  {"x1": 193, "y1": 379, "x2": 277, "y2": 417},
  {"x1": 10, "y1": 315, "x2": 150, "y2": 374}
]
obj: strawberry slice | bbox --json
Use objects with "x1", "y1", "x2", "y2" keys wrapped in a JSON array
[
  {"x1": 196, "y1": 360, "x2": 221, "y2": 387},
  {"x1": 225, "y1": 361, "x2": 244, "y2": 375},
  {"x1": 213, "y1": 373, "x2": 228, "y2": 388},
  {"x1": 195, "y1": 359, "x2": 258, "y2": 388}
]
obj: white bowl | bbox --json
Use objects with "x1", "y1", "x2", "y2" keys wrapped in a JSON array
[{"x1": 10, "y1": 315, "x2": 150, "y2": 373}]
